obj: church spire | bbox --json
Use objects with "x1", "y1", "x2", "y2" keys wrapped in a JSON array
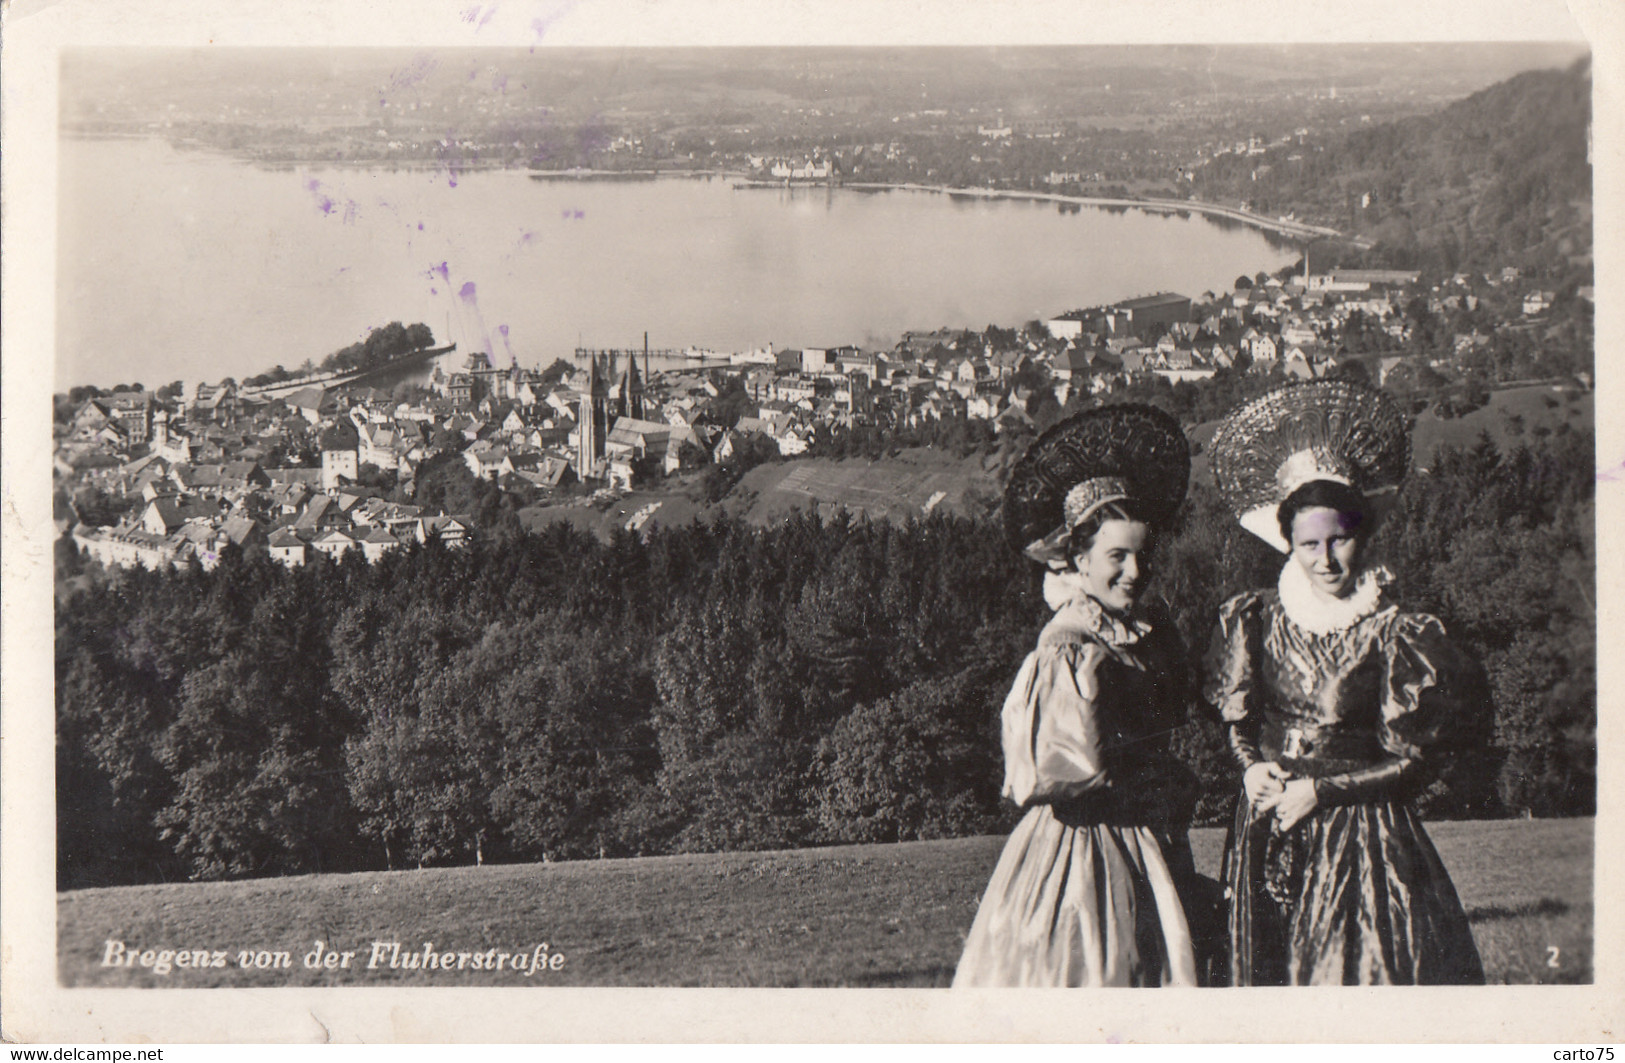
[
  {"x1": 619, "y1": 354, "x2": 645, "y2": 420},
  {"x1": 578, "y1": 354, "x2": 608, "y2": 478},
  {"x1": 588, "y1": 353, "x2": 607, "y2": 398}
]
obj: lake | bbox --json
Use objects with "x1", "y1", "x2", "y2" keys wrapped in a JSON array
[{"x1": 56, "y1": 137, "x2": 1298, "y2": 391}]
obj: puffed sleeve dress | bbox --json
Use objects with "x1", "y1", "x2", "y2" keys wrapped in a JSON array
[
  {"x1": 1204, "y1": 572, "x2": 1488, "y2": 986},
  {"x1": 952, "y1": 588, "x2": 1201, "y2": 987}
]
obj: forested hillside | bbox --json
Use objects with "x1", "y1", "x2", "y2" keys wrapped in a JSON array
[
  {"x1": 56, "y1": 425, "x2": 1595, "y2": 889},
  {"x1": 1193, "y1": 59, "x2": 1591, "y2": 274}
]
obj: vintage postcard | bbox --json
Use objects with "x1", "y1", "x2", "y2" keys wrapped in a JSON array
[{"x1": 3, "y1": 0, "x2": 1622, "y2": 1044}]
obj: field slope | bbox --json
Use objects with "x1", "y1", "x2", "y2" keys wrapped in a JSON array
[
  {"x1": 60, "y1": 819, "x2": 1591, "y2": 988},
  {"x1": 518, "y1": 445, "x2": 1012, "y2": 540}
]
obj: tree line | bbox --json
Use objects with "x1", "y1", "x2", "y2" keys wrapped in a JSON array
[
  {"x1": 56, "y1": 427, "x2": 1594, "y2": 888},
  {"x1": 241, "y1": 322, "x2": 436, "y2": 388}
]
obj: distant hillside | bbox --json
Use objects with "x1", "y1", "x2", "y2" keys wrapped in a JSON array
[{"x1": 1194, "y1": 58, "x2": 1591, "y2": 274}]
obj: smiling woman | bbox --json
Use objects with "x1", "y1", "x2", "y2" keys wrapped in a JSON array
[
  {"x1": 952, "y1": 405, "x2": 1213, "y2": 987},
  {"x1": 1279, "y1": 479, "x2": 1374, "y2": 601},
  {"x1": 1069, "y1": 503, "x2": 1155, "y2": 615}
]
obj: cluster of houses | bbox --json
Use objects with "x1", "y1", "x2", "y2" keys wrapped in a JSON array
[
  {"x1": 1039, "y1": 274, "x2": 1427, "y2": 387},
  {"x1": 1038, "y1": 267, "x2": 1573, "y2": 389},
  {"x1": 748, "y1": 155, "x2": 834, "y2": 181},
  {"x1": 59, "y1": 264, "x2": 1564, "y2": 572},
  {"x1": 59, "y1": 350, "x2": 730, "y2": 572},
  {"x1": 72, "y1": 470, "x2": 476, "y2": 573},
  {"x1": 64, "y1": 398, "x2": 485, "y2": 573}
]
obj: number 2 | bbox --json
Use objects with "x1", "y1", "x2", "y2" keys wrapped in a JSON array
[{"x1": 1547, "y1": 945, "x2": 1561, "y2": 969}]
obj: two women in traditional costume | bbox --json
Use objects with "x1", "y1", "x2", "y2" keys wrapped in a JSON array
[{"x1": 957, "y1": 380, "x2": 1486, "y2": 987}]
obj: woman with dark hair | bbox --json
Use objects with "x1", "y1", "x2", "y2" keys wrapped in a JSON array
[
  {"x1": 954, "y1": 405, "x2": 1204, "y2": 987},
  {"x1": 1205, "y1": 379, "x2": 1486, "y2": 986}
]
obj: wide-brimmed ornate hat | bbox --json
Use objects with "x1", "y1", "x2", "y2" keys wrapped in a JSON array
[
  {"x1": 1004, "y1": 404, "x2": 1190, "y2": 566},
  {"x1": 1209, "y1": 379, "x2": 1412, "y2": 553}
]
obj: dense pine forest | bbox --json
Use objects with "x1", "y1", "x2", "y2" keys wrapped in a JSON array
[{"x1": 56, "y1": 423, "x2": 1595, "y2": 889}]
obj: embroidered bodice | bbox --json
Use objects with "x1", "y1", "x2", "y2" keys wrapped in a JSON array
[{"x1": 1204, "y1": 565, "x2": 1486, "y2": 768}]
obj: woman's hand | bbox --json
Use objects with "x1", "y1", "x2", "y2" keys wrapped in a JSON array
[
  {"x1": 1259, "y1": 777, "x2": 1319, "y2": 831},
  {"x1": 1243, "y1": 761, "x2": 1290, "y2": 806}
]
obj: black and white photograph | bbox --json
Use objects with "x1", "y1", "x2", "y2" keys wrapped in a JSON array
[{"x1": 3, "y1": 0, "x2": 1622, "y2": 1045}]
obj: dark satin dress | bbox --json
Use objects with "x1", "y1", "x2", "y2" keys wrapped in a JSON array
[{"x1": 1205, "y1": 586, "x2": 1487, "y2": 986}]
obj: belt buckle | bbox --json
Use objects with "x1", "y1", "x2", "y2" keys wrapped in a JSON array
[{"x1": 1282, "y1": 728, "x2": 1313, "y2": 758}]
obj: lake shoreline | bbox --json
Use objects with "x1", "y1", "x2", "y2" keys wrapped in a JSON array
[
  {"x1": 58, "y1": 135, "x2": 1301, "y2": 390},
  {"x1": 62, "y1": 132, "x2": 1352, "y2": 245}
]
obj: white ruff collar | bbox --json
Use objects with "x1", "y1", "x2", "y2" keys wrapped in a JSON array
[
  {"x1": 1042, "y1": 571, "x2": 1151, "y2": 647},
  {"x1": 1276, "y1": 559, "x2": 1392, "y2": 635}
]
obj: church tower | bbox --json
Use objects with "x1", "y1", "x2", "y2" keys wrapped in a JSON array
[
  {"x1": 617, "y1": 354, "x2": 646, "y2": 421},
  {"x1": 577, "y1": 355, "x2": 608, "y2": 478}
]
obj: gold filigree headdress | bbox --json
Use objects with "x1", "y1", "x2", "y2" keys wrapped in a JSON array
[{"x1": 1210, "y1": 379, "x2": 1412, "y2": 553}]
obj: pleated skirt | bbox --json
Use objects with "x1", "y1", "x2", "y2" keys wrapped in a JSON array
[
  {"x1": 953, "y1": 804, "x2": 1199, "y2": 987},
  {"x1": 1223, "y1": 793, "x2": 1485, "y2": 985}
]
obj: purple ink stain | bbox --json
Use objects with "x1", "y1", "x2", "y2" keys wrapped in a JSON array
[
  {"x1": 305, "y1": 177, "x2": 360, "y2": 223},
  {"x1": 431, "y1": 262, "x2": 452, "y2": 284},
  {"x1": 389, "y1": 53, "x2": 438, "y2": 91},
  {"x1": 433, "y1": 130, "x2": 466, "y2": 189},
  {"x1": 530, "y1": 1, "x2": 579, "y2": 51},
  {"x1": 305, "y1": 177, "x2": 336, "y2": 214},
  {"x1": 459, "y1": 282, "x2": 479, "y2": 303},
  {"x1": 430, "y1": 288, "x2": 438, "y2": 296},
  {"x1": 418, "y1": 222, "x2": 425, "y2": 231}
]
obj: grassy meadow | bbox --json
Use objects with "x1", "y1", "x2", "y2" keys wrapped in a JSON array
[
  {"x1": 1407, "y1": 382, "x2": 1593, "y2": 464},
  {"x1": 516, "y1": 446, "x2": 1009, "y2": 540},
  {"x1": 59, "y1": 818, "x2": 1591, "y2": 988}
]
